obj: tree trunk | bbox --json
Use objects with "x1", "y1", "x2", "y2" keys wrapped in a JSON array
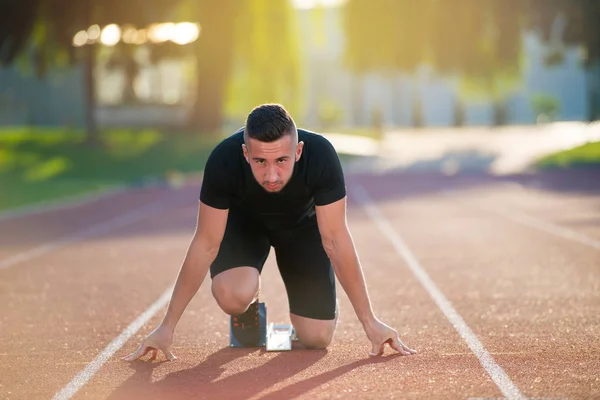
[
  {"x1": 83, "y1": 0, "x2": 98, "y2": 146},
  {"x1": 453, "y1": 96, "x2": 465, "y2": 127},
  {"x1": 189, "y1": 62, "x2": 229, "y2": 133},
  {"x1": 412, "y1": 91, "x2": 423, "y2": 128},
  {"x1": 351, "y1": 74, "x2": 364, "y2": 126},
  {"x1": 586, "y1": 62, "x2": 599, "y2": 122},
  {"x1": 187, "y1": 1, "x2": 238, "y2": 134},
  {"x1": 122, "y1": 46, "x2": 138, "y2": 104},
  {"x1": 492, "y1": 99, "x2": 507, "y2": 126},
  {"x1": 82, "y1": 43, "x2": 99, "y2": 146}
]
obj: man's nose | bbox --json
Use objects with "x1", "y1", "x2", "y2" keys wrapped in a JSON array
[{"x1": 267, "y1": 165, "x2": 278, "y2": 182}]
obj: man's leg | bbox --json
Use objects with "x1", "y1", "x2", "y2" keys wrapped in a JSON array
[
  {"x1": 211, "y1": 266, "x2": 260, "y2": 316},
  {"x1": 209, "y1": 211, "x2": 270, "y2": 316},
  {"x1": 272, "y1": 223, "x2": 338, "y2": 350},
  {"x1": 289, "y1": 299, "x2": 338, "y2": 349}
]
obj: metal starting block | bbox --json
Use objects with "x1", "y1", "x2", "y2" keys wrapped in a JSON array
[
  {"x1": 265, "y1": 323, "x2": 296, "y2": 352},
  {"x1": 228, "y1": 302, "x2": 299, "y2": 351}
]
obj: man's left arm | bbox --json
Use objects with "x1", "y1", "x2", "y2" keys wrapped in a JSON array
[{"x1": 316, "y1": 197, "x2": 417, "y2": 356}]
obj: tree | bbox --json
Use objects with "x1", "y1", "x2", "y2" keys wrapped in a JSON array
[
  {"x1": 0, "y1": 0, "x2": 185, "y2": 142},
  {"x1": 171, "y1": 0, "x2": 239, "y2": 133},
  {"x1": 429, "y1": 0, "x2": 529, "y2": 125},
  {"x1": 225, "y1": 0, "x2": 303, "y2": 124},
  {"x1": 342, "y1": 0, "x2": 436, "y2": 73},
  {"x1": 340, "y1": 0, "x2": 530, "y2": 126},
  {"x1": 2, "y1": 0, "x2": 303, "y2": 136},
  {"x1": 0, "y1": 0, "x2": 41, "y2": 67},
  {"x1": 341, "y1": 0, "x2": 431, "y2": 126},
  {"x1": 108, "y1": 0, "x2": 302, "y2": 133},
  {"x1": 526, "y1": 0, "x2": 600, "y2": 121}
]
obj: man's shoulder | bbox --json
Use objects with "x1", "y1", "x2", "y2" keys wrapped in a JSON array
[
  {"x1": 207, "y1": 127, "x2": 244, "y2": 159},
  {"x1": 200, "y1": 128, "x2": 244, "y2": 206},
  {"x1": 298, "y1": 128, "x2": 337, "y2": 150},
  {"x1": 203, "y1": 127, "x2": 244, "y2": 176},
  {"x1": 298, "y1": 127, "x2": 323, "y2": 141},
  {"x1": 215, "y1": 126, "x2": 244, "y2": 150},
  {"x1": 298, "y1": 128, "x2": 346, "y2": 203},
  {"x1": 298, "y1": 128, "x2": 338, "y2": 158}
]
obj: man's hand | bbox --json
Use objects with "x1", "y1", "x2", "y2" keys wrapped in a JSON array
[
  {"x1": 364, "y1": 318, "x2": 417, "y2": 357},
  {"x1": 122, "y1": 324, "x2": 177, "y2": 362}
]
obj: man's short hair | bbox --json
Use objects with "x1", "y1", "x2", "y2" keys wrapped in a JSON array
[{"x1": 244, "y1": 103, "x2": 297, "y2": 143}]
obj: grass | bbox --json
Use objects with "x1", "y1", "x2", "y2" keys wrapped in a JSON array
[
  {"x1": 0, "y1": 126, "x2": 376, "y2": 212},
  {"x1": 535, "y1": 141, "x2": 600, "y2": 169},
  {"x1": 0, "y1": 127, "x2": 221, "y2": 211}
]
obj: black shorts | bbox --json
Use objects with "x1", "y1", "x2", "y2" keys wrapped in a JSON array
[{"x1": 209, "y1": 210, "x2": 337, "y2": 320}]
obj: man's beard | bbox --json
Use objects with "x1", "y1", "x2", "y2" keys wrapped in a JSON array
[{"x1": 259, "y1": 160, "x2": 297, "y2": 193}]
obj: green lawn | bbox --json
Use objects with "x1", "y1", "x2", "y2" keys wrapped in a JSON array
[
  {"x1": 0, "y1": 126, "x2": 375, "y2": 212},
  {"x1": 0, "y1": 127, "x2": 220, "y2": 211},
  {"x1": 535, "y1": 141, "x2": 600, "y2": 169}
]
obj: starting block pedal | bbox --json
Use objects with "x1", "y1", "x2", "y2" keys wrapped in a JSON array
[
  {"x1": 265, "y1": 323, "x2": 295, "y2": 352},
  {"x1": 229, "y1": 302, "x2": 267, "y2": 348}
]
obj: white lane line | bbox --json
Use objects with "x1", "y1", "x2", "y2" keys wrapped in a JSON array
[
  {"x1": 445, "y1": 192, "x2": 600, "y2": 251},
  {"x1": 0, "y1": 185, "x2": 128, "y2": 222},
  {"x1": 352, "y1": 185, "x2": 526, "y2": 400},
  {"x1": 52, "y1": 285, "x2": 174, "y2": 400},
  {"x1": 0, "y1": 198, "x2": 170, "y2": 270}
]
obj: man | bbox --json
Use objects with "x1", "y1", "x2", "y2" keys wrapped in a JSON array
[{"x1": 123, "y1": 104, "x2": 416, "y2": 362}]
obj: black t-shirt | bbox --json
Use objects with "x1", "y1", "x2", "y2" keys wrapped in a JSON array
[{"x1": 199, "y1": 127, "x2": 346, "y2": 231}]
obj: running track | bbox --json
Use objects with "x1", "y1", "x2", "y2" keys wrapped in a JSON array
[{"x1": 1, "y1": 170, "x2": 599, "y2": 400}]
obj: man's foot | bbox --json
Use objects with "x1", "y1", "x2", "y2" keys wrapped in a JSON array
[{"x1": 231, "y1": 300, "x2": 262, "y2": 347}]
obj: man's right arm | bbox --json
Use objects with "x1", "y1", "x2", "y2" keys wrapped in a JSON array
[
  {"x1": 122, "y1": 200, "x2": 228, "y2": 362},
  {"x1": 161, "y1": 200, "x2": 228, "y2": 330}
]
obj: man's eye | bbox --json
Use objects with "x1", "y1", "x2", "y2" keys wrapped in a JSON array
[
  {"x1": 277, "y1": 159, "x2": 286, "y2": 164},
  {"x1": 256, "y1": 160, "x2": 265, "y2": 165}
]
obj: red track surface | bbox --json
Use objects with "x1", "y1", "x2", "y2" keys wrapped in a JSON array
[{"x1": 1, "y1": 171, "x2": 599, "y2": 399}]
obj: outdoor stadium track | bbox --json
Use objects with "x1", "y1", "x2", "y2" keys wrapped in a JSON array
[{"x1": 0, "y1": 170, "x2": 599, "y2": 400}]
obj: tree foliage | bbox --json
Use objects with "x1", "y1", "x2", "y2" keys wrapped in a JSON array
[
  {"x1": 342, "y1": 0, "x2": 528, "y2": 77},
  {"x1": 0, "y1": 0, "x2": 181, "y2": 68},
  {"x1": 526, "y1": 0, "x2": 600, "y2": 66},
  {"x1": 225, "y1": 0, "x2": 303, "y2": 122},
  {"x1": 0, "y1": 0, "x2": 40, "y2": 66},
  {"x1": 434, "y1": 1, "x2": 526, "y2": 77},
  {"x1": 342, "y1": 0, "x2": 429, "y2": 74},
  {"x1": 1, "y1": 0, "x2": 304, "y2": 133},
  {"x1": 525, "y1": 0, "x2": 600, "y2": 120},
  {"x1": 341, "y1": 0, "x2": 531, "y2": 124},
  {"x1": 0, "y1": 0, "x2": 187, "y2": 141},
  {"x1": 168, "y1": 0, "x2": 240, "y2": 133}
]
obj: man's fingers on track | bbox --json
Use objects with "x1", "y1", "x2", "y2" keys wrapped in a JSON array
[
  {"x1": 388, "y1": 337, "x2": 409, "y2": 355},
  {"x1": 148, "y1": 348, "x2": 158, "y2": 361},
  {"x1": 165, "y1": 349, "x2": 177, "y2": 361},
  {"x1": 369, "y1": 338, "x2": 389, "y2": 356},
  {"x1": 368, "y1": 344, "x2": 381, "y2": 357},
  {"x1": 397, "y1": 334, "x2": 418, "y2": 355},
  {"x1": 122, "y1": 344, "x2": 151, "y2": 361},
  {"x1": 403, "y1": 343, "x2": 418, "y2": 354},
  {"x1": 390, "y1": 335, "x2": 416, "y2": 356}
]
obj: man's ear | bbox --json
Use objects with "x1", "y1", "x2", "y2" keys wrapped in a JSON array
[
  {"x1": 242, "y1": 144, "x2": 249, "y2": 163},
  {"x1": 295, "y1": 141, "x2": 304, "y2": 162}
]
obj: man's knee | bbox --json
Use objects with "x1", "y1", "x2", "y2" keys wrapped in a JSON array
[
  {"x1": 211, "y1": 267, "x2": 260, "y2": 316},
  {"x1": 291, "y1": 313, "x2": 337, "y2": 350},
  {"x1": 298, "y1": 329, "x2": 334, "y2": 350}
]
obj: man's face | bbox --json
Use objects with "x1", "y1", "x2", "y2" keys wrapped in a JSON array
[{"x1": 243, "y1": 133, "x2": 304, "y2": 193}]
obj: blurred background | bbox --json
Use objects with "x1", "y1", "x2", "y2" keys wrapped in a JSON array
[{"x1": 1, "y1": 0, "x2": 599, "y2": 211}]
